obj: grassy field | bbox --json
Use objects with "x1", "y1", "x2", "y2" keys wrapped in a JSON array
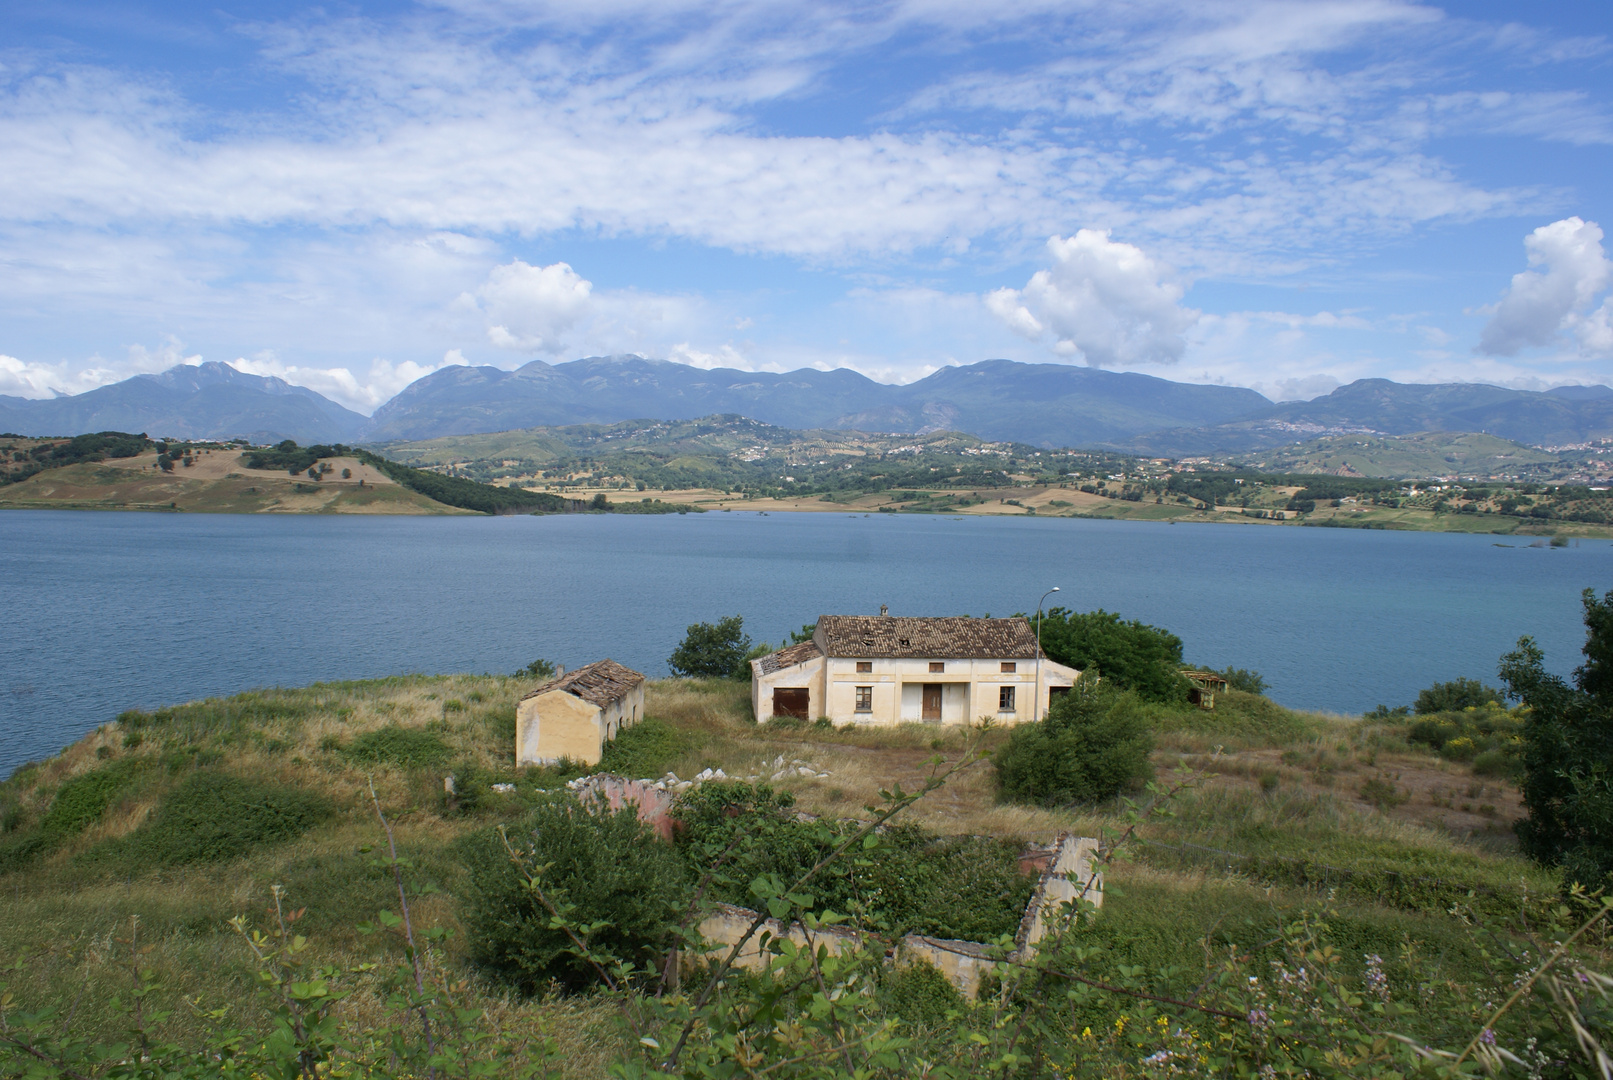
[
  {"x1": 0, "y1": 449, "x2": 463, "y2": 514},
  {"x1": 0, "y1": 672, "x2": 1576, "y2": 1075}
]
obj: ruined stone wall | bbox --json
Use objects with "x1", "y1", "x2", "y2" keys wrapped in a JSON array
[
  {"x1": 687, "y1": 831, "x2": 1102, "y2": 999},
  {"x1": 567, "y1": 773, "x2": 679, "y2": 841}
]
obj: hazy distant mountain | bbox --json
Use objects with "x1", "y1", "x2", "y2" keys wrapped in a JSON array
[
  {"x1": 12, "y1": 356, "x2": 1613, "y2": 455},
  {"x1": 1114, "y1": 379, "x2": 1613, "y2": 456},
  {"x1": 0, "y1": 362, "x2": 367, "y2": 444},
  {"x1": 359, "y1": 355, "x2": 1274, "y2": 446}
]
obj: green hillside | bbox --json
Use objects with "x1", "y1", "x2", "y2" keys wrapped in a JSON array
[
  {"x1": 0, "y1": 665, "x2": 1595, "y2": 1078},
  {"x1": 1234, "y1": 431, "x2": 1567, "y2": 478}
]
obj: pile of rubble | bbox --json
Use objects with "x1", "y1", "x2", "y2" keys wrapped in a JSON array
[{"x1": 559, "y1": 755, "x2": 831, "y2": 797}]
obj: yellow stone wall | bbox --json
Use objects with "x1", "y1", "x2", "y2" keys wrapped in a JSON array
[{"x1": 515, "y1": 682, "x2": 646, "y2": 767}]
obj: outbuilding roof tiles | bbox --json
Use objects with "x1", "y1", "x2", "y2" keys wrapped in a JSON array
[
  {"x1": 521, "y1": 658, "x2": 645, "y2": 707},
  {"x1": 815, "y1": 615, "x2": 1041, "y2": 659}
]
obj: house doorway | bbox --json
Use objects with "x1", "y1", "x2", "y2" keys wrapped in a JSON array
[
  {"x1": 921, "y1": 683, "x2": 943, "y2": 721},
  {"x1": 772, "y1": 688, "x2": 810, "y2": 719}
]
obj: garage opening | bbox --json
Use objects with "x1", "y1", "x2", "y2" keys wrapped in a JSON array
[{"x1": 772, "y1": 688, "x2": 810, "y2": 719}]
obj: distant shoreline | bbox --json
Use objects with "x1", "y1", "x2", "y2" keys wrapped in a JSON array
[{"x1": 4, "y1": 483, "x2": 1609, "y2": 538}]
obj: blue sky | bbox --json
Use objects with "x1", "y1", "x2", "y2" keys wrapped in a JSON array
[{"x1": 2, "y1": 0, "x2": 1611, "y2": 413}]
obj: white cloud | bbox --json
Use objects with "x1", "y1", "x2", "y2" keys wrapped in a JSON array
[
  {"x1": 0, "y1": 2, "x2": 1607, "y2": 402},
  {"x1": 986, "y1": 230, "x2": 1200, "y2": 366},
  {"x1": 1478, "y1": 217, "x2": 1613, "y2": 356},
  {"x1": 0, "y1": 340, "x2": 197, "y2": 400},
  {"x1": 1270, "y1": 374, "x2": 1343, "y2": 402},
  {"x1": 477, "y1": 261, "x2": 594, "y2": 353},
  {"x1": 666, "y1": 342, "x2": 753, "y2": 371},
  {"x1": 226, "y1": 352, "x2": 453, "y2": 413}
]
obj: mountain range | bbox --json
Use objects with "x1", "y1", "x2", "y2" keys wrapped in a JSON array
[
  {"x1": 0, "y1": 362, "x2": 366, "y2": 445},
  {"x1": 4, "y1": 354, "x2": 1613, "y2": 455}
]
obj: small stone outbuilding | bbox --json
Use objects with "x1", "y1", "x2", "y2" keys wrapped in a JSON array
[{"x1": 516, "y1": 659, "x2": 646, "y2": 767}]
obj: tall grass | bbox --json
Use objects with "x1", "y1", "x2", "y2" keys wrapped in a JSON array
[{"x1": 0, "y1": 670, "x2": 1561, "y2": 1079}]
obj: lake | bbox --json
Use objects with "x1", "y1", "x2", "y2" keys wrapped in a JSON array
[{"x1": 2, "y1": 508, "x2": 1609, "y2": 777}]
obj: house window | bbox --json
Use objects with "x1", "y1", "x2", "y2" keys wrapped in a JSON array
[
  {"x1": 999, "y1": 686, "x2": 1016, "y2": 712},
  {"x1": 856, "y1": 661, "x2": 873, "y2": 673},
  {"x1": 1001, "y1": 662, "x2": 1017, "y2": 673},
  {"x1": 855, "y1": 686, "x2": 873, "y2": 712},
  {"x1": 929, "y1": 661, "x2": 944, "y2": 673}
]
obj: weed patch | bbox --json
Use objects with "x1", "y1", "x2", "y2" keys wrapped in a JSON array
[
  {"x1": 675, "y1": 782, "x2": 1036, "y2": 940},
  {"x1": 1143, "y1": 690, "x2": 1313, "y2": 744},
  {"x1": 91, "y1": 773, "x2": 333, "y2": 866},
  {"x1": 344, "y1": 726, "x2": 450, "y2": 769},
  {"x1": 40, "y1": 759, "x2": 146, "y2": 835},
  {"x1": 599, "y1": 718, "x2": 693, "y2": 779}
]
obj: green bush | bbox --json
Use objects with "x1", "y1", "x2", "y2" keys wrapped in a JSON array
[
  {"x1": 881, "y1": 960, "x2": 965, "y2": 1029},
  {"x1": 459, "y1": 797, "x2": 687, "y2": 993},
  {"x1": 1405, "y1": 703, "x2": 1523, "y2": 765},
  {"x1": 1215, "y1": 666, "x2": 1268, "y2": 695},
  {"x1": 1414, "y1": 677, "x2": 1503, "y2": 714},
  {"x1": 40, "y1": 759, "x2": 145, "y2": 835},
  {"x1": 667, "y1": 615, "x2": 752, "y2": 679},
  {"x1": 104, "y1": 773, "x2": 332, "y2": 865},
  {"x1": 516, "y1": 659, "x2": 556, "y2": 680},
  {"x1": 674, "y1": 783, "x2": 1036, "y2": 940},
  {"x1": 1036, "y1": 608, "x2": 1189, "y2": 703},
  {"x1": 599, "y1": 718, "x2": 692, "y2": 778},
  {"x1": 1501, "y1": 587, "x2": 1613, "y2": 890},
  {"x1": 994, "y1": 683, "x2": 1154, "y2": 806},
  {"x1": 1472, "y1": 749, "x2": 1522, "y2": 779},
  {"x1": 344, "y1": 726, "x2": 450, "y2": 768}
]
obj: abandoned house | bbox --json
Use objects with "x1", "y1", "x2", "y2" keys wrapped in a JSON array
[
  {"x1": 1181, "y1": 670, "x2": 1230, "y2": 710},
  {"x1": 750, "y1": 613, "x2": 1080, "y2": 725},
  {"x1": 516, "y1": 658, "x2": 646, "y2": 767}
]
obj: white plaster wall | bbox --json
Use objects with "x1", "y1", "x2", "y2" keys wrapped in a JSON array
[
  {"x1": 751, "y1": 655, "x2": 826, "y2": 722},
  {"x1": 755, "y1": 654, "x2": 1080, "y2": 727}
]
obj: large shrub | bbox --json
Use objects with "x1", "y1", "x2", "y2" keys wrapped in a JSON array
[
  {"x1": 1036, "y1": 608, "x2": 1189, "y2": 703},
  {"x1": 994, "y1": 682, "x2": 1155, "y2": 806},
  {"x1": 1405, "y1": 701, "x2": 1523, "y2": 766},
  {"x1": 459, "y1": 797, "x2": 687, "y2": 994},
  {"x1": 673, "y1": 782, "x2": 1036, "y2": 940},
  {"x1": 1500, "y1": 588, "x2": 1613, "y2": 891},
  {"x1": 1414, "y1": 677, "x2": 1503, "y2": 715},
  {"x1": 666, "y1": 615, "x2": 752, "y2": 679}
]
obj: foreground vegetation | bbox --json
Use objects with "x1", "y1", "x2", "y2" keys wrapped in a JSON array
[{"x1": 1, "y1": 656, "x2": 1605, "y2": 1076}]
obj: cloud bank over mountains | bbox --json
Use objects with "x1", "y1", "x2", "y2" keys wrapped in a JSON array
[
  {"x1": 0, "y1": 0, "x2": 1610, "y2": 411},
  {"x1": 1479, "y1": 217, "x2": 1613, "y2": 359},
  {"x1": 987, "y1": 231, "x2": 1199, "y2": 368}
]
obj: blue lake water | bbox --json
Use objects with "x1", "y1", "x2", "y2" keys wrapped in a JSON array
[{"x1": 3, "y1": 508, "x2": 1611, "y2": 778}]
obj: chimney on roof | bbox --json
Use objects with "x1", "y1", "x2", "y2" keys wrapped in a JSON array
[{"x1": 880, "y1": 604, "x2": 889, "y2": 616}]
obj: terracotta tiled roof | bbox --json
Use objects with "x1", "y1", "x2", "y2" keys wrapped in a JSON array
[
  {"x1": 815, "y1": 615, "x2": 1040, "y2": 659},
  {"x1": 751, "y1": 640, "x2": 823, "y2": 675},
  {"x1": 521, "y1": 658, "x2": 645, "y2": 707}
]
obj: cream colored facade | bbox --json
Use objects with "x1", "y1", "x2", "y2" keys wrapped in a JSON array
[
  {"x1": 750, "y1": 616, "x2": 1080, "y2": 727},
  {"x1": 515, "y1": 660, "x2": 646, "y2": 767}
]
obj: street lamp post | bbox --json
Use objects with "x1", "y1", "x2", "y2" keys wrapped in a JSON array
[{"x1": 1034, "y1": 586, "x2": 1060, "y2": 722}]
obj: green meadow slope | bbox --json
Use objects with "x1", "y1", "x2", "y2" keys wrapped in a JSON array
[{"x1": 0, "y1": 673, "x2": 1571, "y2": 1076}]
